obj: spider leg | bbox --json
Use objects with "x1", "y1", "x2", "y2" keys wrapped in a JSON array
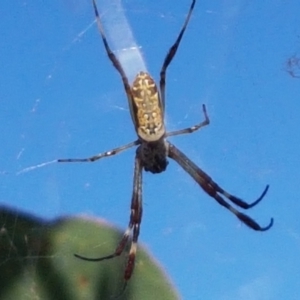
[
  {"x1": 57, "y1": 140, "x2": 139, "y2": 163},
  {"x1": 123, "y1": 155, "x2": 143, "y2": 284},
  {"x1": 92, "y1": 0, "x2": 132, "y2": 98},
  {"x1": 74, "y1": 154, "x2": 143, "y2": 291},
  {"x1": 74, "y1": 225, "x2": 132, "y2": 262},
  {"x1": 217, "y1": 184, "x2": 269, "y2": 209},
  {"x1": 159, "y1": 0, "x2": 196, "y2": 108},
  {"x1": 167, "y1": 142, "x2": 273, "y2": 231},
  {"x1": 166, "y1": 104, "x2": 209, "y2": 138}
]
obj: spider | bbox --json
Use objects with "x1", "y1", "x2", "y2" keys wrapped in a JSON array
[{"x1": 57, "y1": 0, "x2": 273, "y2": 292}]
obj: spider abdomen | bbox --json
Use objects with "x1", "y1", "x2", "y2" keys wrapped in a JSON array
[
  {"x1": 131, "y1": 72, "x2": 165, "y2": 142},
  {"x1": 137, "y1": 139, "x2": 169, "y2": 174}
]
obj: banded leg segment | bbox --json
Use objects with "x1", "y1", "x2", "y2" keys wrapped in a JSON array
[
  {"x1": 92, "y1": 0, "x2": 132, "y2": 99},
  {"x1": 57, "y1": 140, "x2": 139, "y2": 163},
  {"x1": 166, "y1": 104, "x2": 209, "y2": 138},
  {"x1": 160, "y1": 0, "x2": 196, "y2": 108},
  {"x1": 74, "y1": 154, "x2": 143, "y2": 292},
  {"x1": 167, "y1": 142, "x2": 273, "y2": 231},
  {"x1": 124, "y1": 155, "x2": 143, "y2": 286}
]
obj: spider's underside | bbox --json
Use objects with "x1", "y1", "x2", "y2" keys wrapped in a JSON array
[{"x1": 58, "y1": 0, "x2": 273, "y2": 293}]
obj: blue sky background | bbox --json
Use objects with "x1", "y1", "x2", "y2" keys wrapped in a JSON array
[{"x1": 1, "y1": 0, "x2": 300, "y2": 299}]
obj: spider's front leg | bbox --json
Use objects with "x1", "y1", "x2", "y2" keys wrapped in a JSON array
[
  {"x1": 168, "y1": 142, "x2": 273, "y2": 231},
  {"x1": 74, "y1": 154, "x2": 143, "y2": 294},
  {"x1": 122, "y1": 154, "x2": 143, "y2": 288}
]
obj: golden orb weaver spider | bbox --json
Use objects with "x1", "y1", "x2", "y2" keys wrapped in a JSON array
[{"x1": 57, "y1": 0, "x2": 273, "y2": 292}]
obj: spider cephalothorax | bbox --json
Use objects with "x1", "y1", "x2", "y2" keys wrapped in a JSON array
[{"x1": 137, "y1": 139, "x2": 169, "y2": 173}]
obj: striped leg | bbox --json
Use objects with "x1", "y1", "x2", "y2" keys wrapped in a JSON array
[
  {"x1": 74, "y1": 154, "x2": 143, "y2": 294},
  {"x1": 167, "y1": 142, "x2": 273, "y2": 231}
]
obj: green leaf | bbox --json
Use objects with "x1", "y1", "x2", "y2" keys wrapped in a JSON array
[{"x1": 0, "y1": 206, "x2": 179, "y2": 300}]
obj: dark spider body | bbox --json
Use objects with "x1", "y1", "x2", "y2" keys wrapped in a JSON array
[
  {"x1": 137, "y1": 140, "x2": 169, "y2": 174},
  {"x1": 56, "y1": 0, "x2": 273, "y2": 294}
]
